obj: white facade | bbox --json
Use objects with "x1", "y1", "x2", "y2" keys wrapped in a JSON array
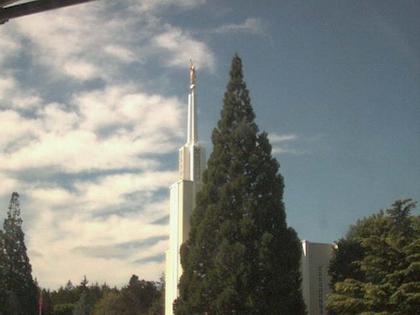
[
  {"x1": 301, "y1": 240, "x2": 335, "y2": 315},
  {"x1": 165, "y1": 64, "x2": 205, "y2": 315}
]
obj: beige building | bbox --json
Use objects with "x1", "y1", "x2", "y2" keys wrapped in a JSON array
[{"x1": 301, "y1": 240, "x2": 335, "y2": 315}]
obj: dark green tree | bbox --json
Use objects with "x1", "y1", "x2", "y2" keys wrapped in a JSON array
[
  {"x1": 72, "y1": 276, "x2": 106, "y2": 315},
  {"x1": 91, "y1": 291, "x2": 126, "y2": 315},
  {"x1": 49, "y1": 279, "x2": 115, "y2": 315},
  {"x1": 0, "y1": 228, "x2": 7, "y2": 314},
  {"x1": 40, "y1": 289, "x2": 54, "y2": 315},
  {"x1": 0, "y1": 192, "x2": 37, "y2": 315},
  {"x1": 327, "y1": 199, "x2": 420, "y2": 314},
  {"x1": 119, "y1": 275, "x2": 161, "y2": 315},
  {"x1": 51, "y1": 280, "x2": 78, "y2": 307},
  {"x1": 89, "y1": 275, "x2": 160, "y2": 315},
  {"x1": 175, "y1": 55, "x2": 305, "y2": 314},
  {"x1": 72, "y1": 290, "x2": 90, "y2": 315},
  {"x1": 146, "y1": 275, "x2": 164, "y2": 315},
  {"x1": 53, "y1": 303, "x2": 75, "y2": 315}
]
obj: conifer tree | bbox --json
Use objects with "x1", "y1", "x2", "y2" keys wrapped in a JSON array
[
  {"x1": 175, "y1": 55, "x2": 305, "y2": 314},
  {"x1": 72, "y1": 276, "x2": 101, "y2": 315},
  {"x1": 0, "y1": 228, "x2": 7, "y2": 313},
  {"x1": 40, "y1": 289, "x2": 54, "y2": 315},
  {"x1": 147, "y1": 275, "x2": 164, "y2": 315},
  {"x1": 1, "y1": 192, "x2": 37, "y2": 315},
  {"x1": 118, "y1": 274, "x2": 161, "y2": 315},
  {"x1": 328, "y1": 199, "x2": 420, "y2": 314},
  {"x1": 72, "y1": 291, "x2": 90, "y2": 315},
  {"x1": 91, "y1": 291, "x2": 125, "y2": 315}
]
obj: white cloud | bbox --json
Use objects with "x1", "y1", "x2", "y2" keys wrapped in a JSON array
[
  {"x1": 0, "y1": 173, "x2": 18, "y2": 197},
  {"x1": 29, "y1": 187, "x2": 75, "y2": 207},
  {"x1": 0, "y1": 110, "x2": 40, "y2": 150},
  {"x1": 104, "y1": 45, "x2": 136, "y2": 63},
  {"x1": 0, "y1": 0, "x2": 215, "y2": 289},
  {"x1": 2, "y1": 136, "x2": 178, "y2": 288},
  {"x1": 136, "y1": 0, "x2": 207, "y2": 12},
  {"x1": 268, "y1": 133, "x2": 305, "y2": 155},
  {"x1": 74, "y1": 85, "x2": 184, "y2": 136},
  {"x1": 0, "y1": 84, "x2": 184, "y2": 173},
  {"x1": 0, "y1": 28, "x2": 20, "y2": 64},
  {"x1": 6, "y1": 0, "x2": 215, "y2": 81},
  {"x1": 269, "y1": 133, "x2": 298, "y2": 143},
  {"x1": 0, "y1": 76, "x2": 42, "y2": 110},
  {"x1": 0, "y1": 79, "x2": 185, "y2": 288},
  {"x1": 41, "y1": 103, "x2": 79, "y2": 134},
  {"x1": 26, "y1": 193, "x2": 170, "y2": 288},
  {"x1": 153, "y1": 27, "x2": 215, "y2": 70},
  {"x1": 63, "y1": 60, "x2": 99, "y2": 80},
  {"x1": 272, "y1": 147, "x2": 304, "y2": 155},
  {"x1": 210, "y1": 18, "x2": 266, "y2": 35},
  {"x1": 12, "y1": 95, "x2": 42, "y2": 110},
  {"x1": 74, "y1": 171, "x2": 176, "y2": 212},
  {"x1": 14, "y1": 5, "x2": 102, "y2": 81},
  {"x1": 0, "y1": 77, "x2": 16, "y2": 97}
]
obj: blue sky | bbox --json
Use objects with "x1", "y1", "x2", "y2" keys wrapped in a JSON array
[{"x1": 0, "y1": 0, "x2": 419, "y2": 288}]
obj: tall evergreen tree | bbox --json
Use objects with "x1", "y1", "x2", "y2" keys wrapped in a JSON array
[
  {"x1": 0, "y1": 192, "x2": 37, "y2": 315},
  {"x1": 327, "y1": 199, "x2": 420, "y2": 314},
  {"x1": 175, "y1": 55, "x2": 305, "y2": 314},
  {"x1": 0, "y1": 227, "x2": 7, "y2": 314}
]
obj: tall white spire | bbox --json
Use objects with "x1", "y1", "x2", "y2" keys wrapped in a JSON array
[
  {"x1": 165, "y1": 62, "x2": 206, "y2": 315},
  {"x1": 179, "y1": 61, "x2": 203, "y2": 182},
  {"x1": 187, "y1": 61, "x2": 197, "y2": 144}
]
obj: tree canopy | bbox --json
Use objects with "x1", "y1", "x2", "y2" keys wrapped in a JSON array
[
  {"x1": 328, "y1": 199, "x2": 420, "y2": 314},
  {"x1": 89, "y1": 275, "x2": 161, "y2": 315}
]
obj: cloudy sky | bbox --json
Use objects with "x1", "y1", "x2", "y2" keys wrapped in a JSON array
[{"x1": 0, "y1": 0, "x2": 419, "y2": 289}]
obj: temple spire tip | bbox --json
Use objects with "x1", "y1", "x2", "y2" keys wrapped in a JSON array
[
  {"x1": 187, "y1": 61, "x2": 197, "y2": 144},
  {"x1": 189, "y1": 60, "x2": 196, "y2": 85}
]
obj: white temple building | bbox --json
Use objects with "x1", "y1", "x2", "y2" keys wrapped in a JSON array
[
  {"x1": 165, "y1": 63, "x2": 206, "y2": 315},
  {"x1": 163, "y1": 64, "x2": 335, "y2": 315},
  {"x1": 301, "y1": 240, "x2": 335, "y2": 315}
]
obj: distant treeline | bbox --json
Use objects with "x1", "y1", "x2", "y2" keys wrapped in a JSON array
[
  {"x1": 41, "y1": 274, "x2": 163, "y2": 315},
  {"x1": 0, "y1": 192, "x2": 163, "y2": 315}
]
